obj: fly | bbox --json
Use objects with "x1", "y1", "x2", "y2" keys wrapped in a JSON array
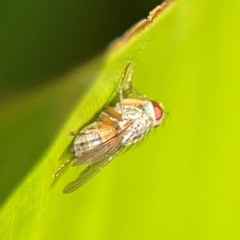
[{"x1": 54, "y1": 62, "x2": 164, "y2": 193}]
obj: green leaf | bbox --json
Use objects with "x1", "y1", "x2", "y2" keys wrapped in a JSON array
[{"x1": 1, "y1": 0, "x2": 240, "y2": 239}]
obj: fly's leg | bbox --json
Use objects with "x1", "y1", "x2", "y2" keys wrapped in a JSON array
[
  {"x1": 53, "y1": 156, "x2": 75, "y2": 178},
  {"x1": 99, "y1": 112, "x2": 119, "y2": 128},
  {"x1": 115, "y1": 98, "x2": 148, "y2": 113},
  {"x1": 122, "y1": 98, "x2": 148, "y2": 107},
  {"x1": 99, "y1": 107, "x2": 122, "y2": 131},
  {"x1": 125, "y1": 68, "x2": 146, "y2": 100},
  {"x1": 69, "y1": 131, "x2": 78, "y2": 136},
  {"x1": 105, "y1": 106, "x2": 122, "y2": 121},
  {"x1": 118, "y1": 62, "x2": 130, "y2": 118},
  {"x1": 117, "y1": 62, "x2": 148, "y2": 118}
]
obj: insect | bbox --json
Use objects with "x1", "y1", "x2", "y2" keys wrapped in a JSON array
[{"x1": 54, "y1": 62, "x2": 164, "y2": 193}]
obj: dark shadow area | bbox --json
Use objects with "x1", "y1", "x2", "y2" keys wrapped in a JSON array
[{"x1": 0, "y1": 0, "x2": 163, "y2": 95}]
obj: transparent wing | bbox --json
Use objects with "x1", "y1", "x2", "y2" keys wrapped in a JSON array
[
  {"x1": 63, "y1": 120, "x2": 134, "y2": 193},
  {"x1": 63, "y1": 148, "x2": 122, "y2": 193},
  {"x1": 72, "y1": 120, "x2": 133, "y2": 166}
]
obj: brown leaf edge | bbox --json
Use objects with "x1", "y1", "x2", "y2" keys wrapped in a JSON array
[{"x1": 107, "y1": 0, "x2": 174, "y2": 52}]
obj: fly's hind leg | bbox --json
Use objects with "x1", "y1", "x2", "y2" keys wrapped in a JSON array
[{"x1": 53, "y1": 156, "x2": 75, "y2": 178}]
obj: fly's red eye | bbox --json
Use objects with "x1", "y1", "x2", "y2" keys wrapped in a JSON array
[{"x1": 151, "y1": 101, "x2": 163, "y2": 121}]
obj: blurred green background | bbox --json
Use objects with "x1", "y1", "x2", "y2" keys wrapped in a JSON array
[{"x1": 1, "y1": 0, "x2": 240, "y2": 239}]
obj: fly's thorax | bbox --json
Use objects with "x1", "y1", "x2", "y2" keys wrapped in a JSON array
[
  {"x1": 72, "y1": 122, "x2": 117, "y2": 158},
  {"x1": 111, "y1": 105, "x2": 142, "y2": 130},
  {"x1": 112, "y1": 105, "x2": 154, "y2": 146},
  {"x1": 114, "y1": 105, "x2": 143, "y2": 120}
]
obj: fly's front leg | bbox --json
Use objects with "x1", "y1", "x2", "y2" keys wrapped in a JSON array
[
  {"x1": 115, "y1": 98, "x2": 148, "y2": 113},
  {"x1": 118, "y1": 62, "x2": 147, "y2": 118},
  {"x1": 122, "y1": 98, "x2": 148, "y2": 107},
  {"x1": 125, "y1": 68, "x2": 146, "y2": 100},
  {"x1": 118, "y1": 62, "x2": 130, "y2": 117}
]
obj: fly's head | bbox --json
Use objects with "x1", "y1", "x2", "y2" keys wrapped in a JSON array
[{"x1": 143, "y1": 100, "x2": 164, "y2": 127}]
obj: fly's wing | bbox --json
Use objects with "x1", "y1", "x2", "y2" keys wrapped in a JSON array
[
  {"x1": 72, "y1": 131, "x2": 122, "y2": 166},
  {"x1": 72, "y1": 119, "x2": 133, "y2": 166},
  {"x1": 63, "y1": 120, "x2": 134, "y2": 193},
  {"x1": 63, "y1": 151, "x2": 121, "y2": 194}
]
